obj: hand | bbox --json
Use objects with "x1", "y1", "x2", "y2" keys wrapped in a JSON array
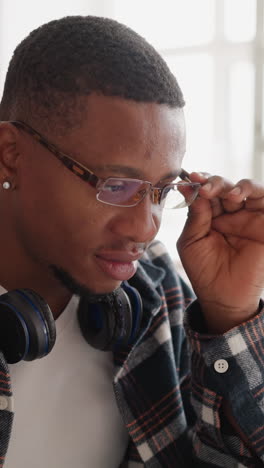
[{"x1": 177, "y1": 172, "x2": 264, "y2": 333}]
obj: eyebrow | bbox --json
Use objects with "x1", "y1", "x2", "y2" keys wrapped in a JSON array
[{"x1": 94, "y1": 164, "x2": 181, "y2": 181}]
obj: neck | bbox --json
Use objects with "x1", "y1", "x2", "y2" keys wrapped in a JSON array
[
  {"x1": 0, "y1": 230, "x2": 72, "y2": 320},
  {"x1": 0, "y1": 270, "x2": 72, "y2": 320}
]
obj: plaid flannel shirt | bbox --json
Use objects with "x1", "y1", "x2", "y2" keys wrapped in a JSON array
[
  {"x1": 0, "y1": 240, "x2": 264, "y2": 467},
  {"x1": 114, "y1": 240, "x2": 264, "y2": 467}
]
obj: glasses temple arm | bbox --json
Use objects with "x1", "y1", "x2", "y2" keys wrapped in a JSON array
[{"x1": 179, "y1": 169, "x2": 192, "y2": 183}]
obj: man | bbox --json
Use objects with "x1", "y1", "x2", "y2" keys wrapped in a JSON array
[{"x1": 0, "y1": 15, "x2": 263, "y2": 468}]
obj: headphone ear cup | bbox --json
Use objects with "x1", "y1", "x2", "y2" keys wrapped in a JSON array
[
  {"x1": 78, "y1": 289, "x2": 133, "y2": 351},
  {"x1": 122, "y1": 282, "x2": 143, "y2": 344},
  {"x1": 78, "y1": 283, "x2": 143, "y2": 351},
  {"x1": 0, "y1": 289, "x2": 56, "y2": 363},
  {"x1": 78, "y1": 300, "x2": 113, "y2": 351},
  {"x1": 21, "y1": 289, "x2": 56, "y2": 353}
]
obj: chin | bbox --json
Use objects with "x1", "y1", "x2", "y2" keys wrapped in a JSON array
[
  {"x1": 49, "y1": 264, "x2": 121, "y2": 297},
  {"x1": 92, "y1": 281, "x2": 121, "y2": 294}
]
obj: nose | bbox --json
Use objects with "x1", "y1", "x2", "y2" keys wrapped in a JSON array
[{"x1": 109, "y1": 195, "x2": 162, "y2": 243}]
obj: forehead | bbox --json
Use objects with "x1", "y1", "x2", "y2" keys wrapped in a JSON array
[{"x1": 56, "y1": 95, "x2": 186, "y2": 179}]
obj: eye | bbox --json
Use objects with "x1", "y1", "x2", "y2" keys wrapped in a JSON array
[{"x1": 104, "y1": 180, "x2": 126, "y2": 192}]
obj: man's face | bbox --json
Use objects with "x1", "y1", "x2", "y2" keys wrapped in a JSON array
[{"x1": 13, "y1": 95, "x2": 186, "y2": 294}]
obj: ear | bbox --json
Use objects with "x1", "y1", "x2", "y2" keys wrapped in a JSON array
[{"x1": 0, "y1": 122, "x2": 20, "y2": 182}]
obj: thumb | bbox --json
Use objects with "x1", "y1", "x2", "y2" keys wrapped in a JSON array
[{"x1": 177, "y1": 198, "x2": 212, "y2": 250}]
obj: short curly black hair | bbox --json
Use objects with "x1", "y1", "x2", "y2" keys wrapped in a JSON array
[{"x1": 0, "y1": 15, "x2": 185, "y2": 131}]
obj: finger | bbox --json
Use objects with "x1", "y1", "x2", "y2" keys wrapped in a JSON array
[
  {"x1": 185, "y1": 173, "x2": 238, "y2": 216},
  {"x1": 199, "y1": 175, "x2": 235, "y2": 199},
  {"x1": 245, "y1": 198, "x2": 264, "y2": 211},
  {"x1": 210, "y1": 197, "x2": 244, "y2": 217},
  {"x1": 212, "y1": 210, "x2": 264, "y2": 243},
  {"x1": 188, "y1": 171, "x2": 211, "y2": 183},
  {"x1": 177, "y1": 197, "x2": 212, "y2": 250},
  {"x1": 210, "y1": 197, "x2": 225, "y2": 217},
  {"x1": 225, "y1": 179, "x2": 264, "y2": 206},
  {"x1": 221, "y1": 199, "x2": 245, "y2": 213}
]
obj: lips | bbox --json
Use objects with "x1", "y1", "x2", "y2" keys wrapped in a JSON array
[
  {"x1": 95, "y1": 257, "x2": 137, "y2": 281},
  {"x1": 95, "y1": 250, "x2": 143, "y2": 281}
]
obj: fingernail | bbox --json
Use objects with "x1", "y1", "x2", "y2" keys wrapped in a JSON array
[
  {"x1": 202, "y1": 182, "x2": 212, "y2": 191},
  {"x1": 229, "y1": 186, "x2": 241, "y2": 196}
]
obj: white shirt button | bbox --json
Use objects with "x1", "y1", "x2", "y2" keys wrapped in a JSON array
[
  {"x1": 0, "y1": 396, "x2": 8, "y2": 410},
  {"x1": 214, "y1": 359, "x2": 229, "y2": 373}
]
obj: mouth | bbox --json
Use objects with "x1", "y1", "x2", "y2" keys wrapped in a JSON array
[
  {"x1": 95, "y1": 257, "x2": 138, "y2": 281},
  {"x1": 94, "y1": 249, "x2": 144, "y2": 281}
]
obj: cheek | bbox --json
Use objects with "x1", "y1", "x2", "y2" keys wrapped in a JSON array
[{"x1": 14, "y1": 173, "x2": 109, "y2": 260}]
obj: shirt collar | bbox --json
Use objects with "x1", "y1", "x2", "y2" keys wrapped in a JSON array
[{"x1": 128, "y1": 257, "x2": 165, "y2": 319}]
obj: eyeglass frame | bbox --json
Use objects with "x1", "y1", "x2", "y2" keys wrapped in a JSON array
[{"x1": 4, "y1": 119, "x2": 200, "y2": 208}]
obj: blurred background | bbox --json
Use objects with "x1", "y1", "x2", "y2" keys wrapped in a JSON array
[{"x1": 0, "y1": 0, "x2": 263, "y2": 262}]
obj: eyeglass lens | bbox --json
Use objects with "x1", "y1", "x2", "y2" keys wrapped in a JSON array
[
  {"x1": 96, "y1": 178, "x2": 200, "y2": 209},
  {"x1": 160, "y1": 183, "x2": 199, "y2": 209}
]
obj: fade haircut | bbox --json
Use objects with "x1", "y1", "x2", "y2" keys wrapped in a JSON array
[{"x1": 0, "y1": 15, "x2": 185, "y2": 133}]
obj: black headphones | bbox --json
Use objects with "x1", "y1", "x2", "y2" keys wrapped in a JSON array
[{"x1": 0, "y1": 282, "x2": 143, "y2": 364}]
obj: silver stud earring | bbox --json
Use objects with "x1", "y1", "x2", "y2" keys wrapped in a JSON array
[{"x1": 2, "y1": 181, "x2": 11, "y2": 190}]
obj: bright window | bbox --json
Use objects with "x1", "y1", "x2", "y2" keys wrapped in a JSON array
[{"x1": 112, "y1": 0, "x2": 262, "y2": 259}]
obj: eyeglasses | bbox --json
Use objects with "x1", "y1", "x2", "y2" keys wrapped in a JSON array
[{"x1": 7, "y1": 120, "x2": 201, "y2": 209}]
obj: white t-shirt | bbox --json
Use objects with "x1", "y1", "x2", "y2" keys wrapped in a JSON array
[{"x1": 4, "y1": 289, "x2": 128, "y2": 468}]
